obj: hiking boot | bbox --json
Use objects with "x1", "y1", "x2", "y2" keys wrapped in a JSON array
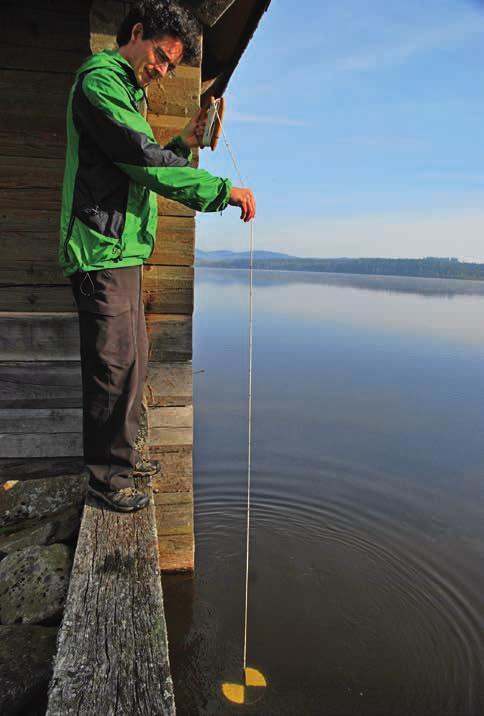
[
  {"x1": 133, "y1": 459, "x2": 162, "y2": 478},
  {"x1": 88, "y1": 479, "x2": 150, "y2": 513}
]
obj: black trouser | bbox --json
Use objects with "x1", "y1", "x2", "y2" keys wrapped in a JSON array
[{"x1": 70, "y1": 266, "x2": 148, "y2": 490}]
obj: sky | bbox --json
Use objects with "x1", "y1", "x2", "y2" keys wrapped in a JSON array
[{"x1": 196, "y1": 0, "x2": 484, "y2": 259}]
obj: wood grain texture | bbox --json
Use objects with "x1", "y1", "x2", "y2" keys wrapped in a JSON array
[
  {"x1": 0, "y1": 457, "x2": 84, "y2": 482},
  {"x1": 148, "y1": 406, "x2": 193, "y2": 449},
  {"x1": 0, "y1": 3, "x2": 90, "y2": 53},
  {"x1": 0, "y1": 130, "x2": 66, "y2": 159},
  {"x1": 150, "y1": 215, "x2": 195, "y2": 266},
  {"x1": 145, "y1": 362, "x2": 192, "y2": 407},
  {"x1": 150, "y1": 449, "x2": 192, "y2": 495},
  {"x1": 0, "y1": 408, "x2": 82, "y2": 458},
  {"x1": 0, "y1": 268, "x2": 192, "y2": 313},
  {"x1": 157, "y1": 533, "x2": 194, "y2": 573},
  {"x1": 1, "y1": 218, "x2": 195, "y2": 276},
  {"x1": 0, "y1": 208, "x2": 59, "y2": 232},
  {"x1": 0, "y1": 362, "x2": 82, "y2": 409},
  {"x1": 147, "y1": 66, "x2": 200, "y2": 117},
  {"x1": 46, "y1": 494, "x2": 176, "y2": 715},
  {"x1": 155, "y1": 502, "x2": 193, "y2": 537},
  {"x1": 0, "y1": 361, "x2": 192, "y2": 409},
  {"x1": 0, "y1": 313, "x2": 192, "y2": 362}
]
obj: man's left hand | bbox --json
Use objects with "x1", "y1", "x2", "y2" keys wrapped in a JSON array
[{"x1": 180, "y1": 108, "x2": 208, "y2": 149}]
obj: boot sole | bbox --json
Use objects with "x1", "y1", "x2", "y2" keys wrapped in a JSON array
[{"x1": 87, "y1": 485, "x2": 150, "y2": 513}]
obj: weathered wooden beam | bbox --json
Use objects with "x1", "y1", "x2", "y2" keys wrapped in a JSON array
[
  {"x1": 46, "y1": 493, "x2": 176, "y2": 715},
  {"x1": 145, "y1": 361, "x2": 193, "y2": 407},
  {"x1": 0, "y1": 267, "x2": 193, "y2": 313},
  {"x1": 148, "y1": 406, "x2": 193, "y2": 450},
  {"x1": 0, "y1": 361, "x2": 192, "y2": 409},
  {"x1": 0, "y1": 362, "x2": 82, "y2": 409},
  {"x1": 147, "y1": 65, "x2": 200, "y2": 117},
  {"x1": 0, "y1": 408, "x2": 82, "y2": 458},
  {"x1": 0, "y1": 208, "x2": 59, "y2": 232},
  {"x1": 0, "y1": 44, "x2": 84, "y2": 74},
  {"x1": 0, "y1": 130, "x2": 66, "y2": 159},
  {"x1": 1, "y1": 216, "x2": 195, "y2": 273},
  {"x1": 0, "y1": 457, "x2": 84, "y2": 482},
  {"x1": 0, "y1": 4, "x2": 91, "y2": 53},
  {"x1": 0, "y1": 313, "x2": 192, "y2": 362}
]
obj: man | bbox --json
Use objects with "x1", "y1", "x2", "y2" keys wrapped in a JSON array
[{"x1": 59, "y1": 0, "x2": 255, "y2": 513}]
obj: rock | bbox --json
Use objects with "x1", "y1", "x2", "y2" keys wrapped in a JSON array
[
  {"x1": 0, "y1": 544, "x2": 73, "y2": 625},
  {"x1": 0, "y1": 624, "x2": 57, "y2": 716},
  {"x1": 0, "y1": 505, "x2": 82, "y2": 558},
  {"x1": 0, "y1": 473, "x2": 88, "y2": 528}
]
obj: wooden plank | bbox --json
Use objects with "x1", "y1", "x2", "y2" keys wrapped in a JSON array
[
  {"x1": 0, "y1": 361, "x2": 192, "y2": 409},
  {"x1": 150, "y1": 215, "x2": 195, "y2": 266},
  {"x1": 0, "y1": 432, "x2": 81, "y2": 459},
  {"x1": 0, "y1": 155, "x2": 64, "y2": 190},
  {"x1": 46, "y1": 494, "x2": 176, "y2": 715},
  {"x1": 0, "y1": 361, "x2": 82, "y2": 409},
  {"x1": 0, "y1": 208, "x2": 59, "y2": 232},
  {"x1": 0, "y1": 408, "x2": 82, "y2": 458},
  {"x1": 0, "y1": 313, "x2": 192, "y2": 362},
  {"x1": 0, "y1": 457, "x2": 84, "y2": 482},
  {"x1": 157, "y1": 533, "x2": 194, "y2": 572},
  {"x1": 145, "y1": 362, "x2": 192, "y2": 407},
  {"x1": 0, "y1": 408, "x2": 81, "y2": 434},
  {"x1": 0, "y1": 268, "x2": 192, "y2": 313},
  {"x1": 151, "y1": 116, "x2": 186, "y2": 147},
  {"x1": 149, "y1": 406, "x2": 192, "y2": 429},
  {"x1": 0, "y1": 45, "x2": 84, "y2": 74},
  {"x1": 0, "y1": 313, "x2": 80, "y2": 361},
  {"x1": 0, "y1": 155, "x2": 64, "y2": 210},
  {"x1": 1, "y1": 217, "x2": 194, "y2": 274},
  {"x1": 0, "y1": 70, "x2": 72, "y2": 133},
  {"x1": 143, "y1": 266, "x2": 194, "y2": 315},
  {"x1": 158, "y1": 196, "x2": 195, "y2": 217},
  {"x1": 155, "y1": 502, "x2": 193, "y2": 536},
  {"x1": 0, "y1": 130, "x2": 66, "y2": 160},
  {"x1": 147, "y1": 406, "x2": 193, "y2": 450},
  {"x1": 0, "y1": 5, "x2": 91, "y2": 53},
  {"x1": 147, "y1": 66, "x2": 200, "y2": 117},
  {"x1": 149, "y1": 449, "x2": 192, "y2": 494}
]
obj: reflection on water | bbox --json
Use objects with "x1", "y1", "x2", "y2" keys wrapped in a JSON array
[{"x1": 163, "y1": 269, "x2": 484, "y2": 716}]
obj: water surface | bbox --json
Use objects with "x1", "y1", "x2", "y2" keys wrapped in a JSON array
[{"x1": 163, "y1": 269, "x2": 484, "y2": 716}]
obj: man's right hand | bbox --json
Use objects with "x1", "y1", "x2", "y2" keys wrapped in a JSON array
[{"x1": 228, "y1": 187, "x2": 256, "y2": 222}]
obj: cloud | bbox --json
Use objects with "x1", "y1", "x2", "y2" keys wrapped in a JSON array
[
  {"x1": 226, "y1": 111, "x2": 314, "y2": 128},
  {"x1": 328, "y1": 14, "x2": 484, "y2": 75}
]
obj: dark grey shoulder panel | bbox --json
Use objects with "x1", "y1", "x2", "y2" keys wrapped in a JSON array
[{"x1": 72, "y1": 77, "x2": 190, "y2": 169}]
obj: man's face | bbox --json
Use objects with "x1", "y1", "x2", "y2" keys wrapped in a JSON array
[{"x1": 127, "y1": 24, "x2": 184, "y2": 87}]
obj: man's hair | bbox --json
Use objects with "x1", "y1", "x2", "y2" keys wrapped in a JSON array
[{"x1": 117, "y1": 0, "x2": 201, "y2": 64}]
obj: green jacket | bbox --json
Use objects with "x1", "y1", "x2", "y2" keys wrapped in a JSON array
[{"x1": 59, "y1": 50, "x2": 232, "y2": 276}]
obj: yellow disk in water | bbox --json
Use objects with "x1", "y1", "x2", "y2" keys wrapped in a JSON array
[
  {"x1": 222, "y1": 682, "x2": 245, "y2": 704},
  {"x1": 222, "y1": 666, "x2": 267, "y2": 704},
  {"x1": 245, "y1": 667, "x2": 267, "y2": 687}
]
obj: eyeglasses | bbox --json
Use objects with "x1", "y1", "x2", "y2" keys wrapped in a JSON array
[{"x1": 152, "y1": 43, "x2": 178, "y2": 79}]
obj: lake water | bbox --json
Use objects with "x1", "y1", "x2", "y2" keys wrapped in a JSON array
[{"x1": 162, "y1": 269, "x2": 484, "y2": 716}]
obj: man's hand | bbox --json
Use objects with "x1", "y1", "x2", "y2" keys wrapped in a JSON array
[
  {"x1": 228, "y1": 187, "x2": 256, "y2": 222},
  {"x1": 180, "y1": 108, "x2": 208, "y2": 149}
]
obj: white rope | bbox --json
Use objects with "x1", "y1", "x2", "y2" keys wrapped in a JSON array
[{"x1": 212, "y1": 104, "x2": 254, "y2": 672}]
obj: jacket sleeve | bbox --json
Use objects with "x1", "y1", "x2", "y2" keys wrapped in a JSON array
[{"x1": 73, "y1": 69, "x2": 232, "y2": 213}]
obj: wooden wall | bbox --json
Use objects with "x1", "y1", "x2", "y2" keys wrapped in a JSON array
[{"x1": 0, "y1": 0, "x2": 197, "y2": 571}]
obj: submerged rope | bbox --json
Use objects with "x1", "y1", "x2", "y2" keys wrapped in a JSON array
[{"x1": 213, "y1": 103, "x2": 255, "y2": 672}]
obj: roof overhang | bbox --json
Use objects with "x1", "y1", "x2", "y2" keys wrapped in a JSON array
[{"x1": 180, "y1": 0, "x2": 271, "y2": 104}]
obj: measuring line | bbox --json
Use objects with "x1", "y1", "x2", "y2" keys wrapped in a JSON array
[{"x1": 214, "y1": 105, "x2": 256, "y2": 673}]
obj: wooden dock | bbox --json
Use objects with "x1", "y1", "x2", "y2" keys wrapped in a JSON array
[{"x1": 46, "y1": 488, "x2": 176, "y2": 716}]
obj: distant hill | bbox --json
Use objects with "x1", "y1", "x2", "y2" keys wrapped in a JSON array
[
  {"x1": 194, "y1": 252, "x2": 484, "y2": 281},
  {"x1": 195, "y1": 249, "x2": 294, "y2": 261}
]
